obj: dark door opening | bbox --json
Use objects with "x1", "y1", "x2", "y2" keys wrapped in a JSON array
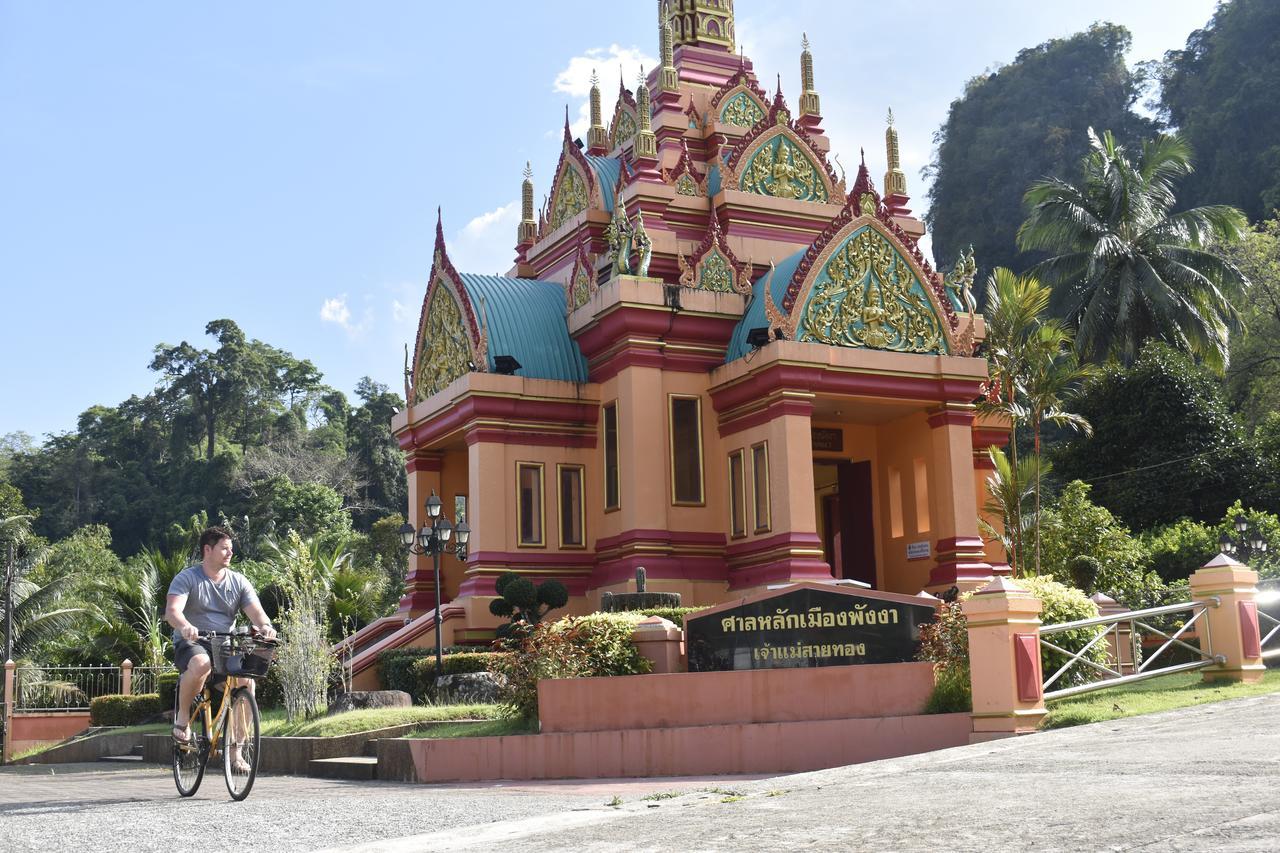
[{"x1": 823, "y1": 460, "x2": 877, "y2": 588}]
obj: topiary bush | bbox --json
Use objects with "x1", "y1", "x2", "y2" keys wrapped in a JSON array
[
  {"x1": 1068, "y1": 556, "x2": 1101, "y2": 593},
  {"x1": 489, "y1": 572, "x2": 569, "y2": 638},
  {"x1": 89, "y1": 693, "x2": 165, "y2": 726},
  {"x1": 490, "y1": 613, "x2": 653, "y2": 721}
]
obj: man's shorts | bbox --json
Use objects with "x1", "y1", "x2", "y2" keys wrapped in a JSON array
[{"x1": 174, "y1": 637, "x2": 213, "y2": 673}]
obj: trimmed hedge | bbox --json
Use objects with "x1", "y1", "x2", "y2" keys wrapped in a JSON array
[
  {"x1": 90, "y1": 693, "x2": 165, "y2": 726},
  {"x1": 156, "y1": 671, "x2": 180, "y2": 710},
  {"x1": 377, "y1": 646, "x2": 491, "y2": 695},
  {"x1": 632, "y1": 605, "x2": 710, "y2": 625},
  {"x1": 409, "y1": 652, "x2": 513, "y2": 704}
]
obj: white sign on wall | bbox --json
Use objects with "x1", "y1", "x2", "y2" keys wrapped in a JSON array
[{"x1": 906, "y1": 541, "x2": 931, "y2": 561}]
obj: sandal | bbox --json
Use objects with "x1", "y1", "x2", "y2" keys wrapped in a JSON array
[{"x1": 172, "y1": 724, "x2": 191, "y2": 745}]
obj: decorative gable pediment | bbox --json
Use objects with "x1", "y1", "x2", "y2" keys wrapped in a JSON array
[
  {"x1": 565, "y1": 237, "x2": 598, "y2": 314},
  {"x1": 709, "y1": 66, "x2": 768, "y2": 129},
  {"x1": 608, "y1": 84, "x2": 639, "y2": 151},
  {"x1": 412, "y1": 216, "x2": 488, "y2": 402},
  {"x1": 720, "y1": 97, "x2": 844, "y2": 205},
  {"x1": 662, "y1": 139, "x2": 707, "y2": 197},
  {"x1": 545, "y1": 119, "x2": 603, "y2": 233},
  {"x1": 678, "y1": 213, "x2": 752, "y2": 295}
]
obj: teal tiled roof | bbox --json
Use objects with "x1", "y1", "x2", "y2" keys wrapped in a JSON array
[
  {"x1": 458, "y1": 275, "x2": 588, "y2": 382},
  {"x1": 584, "y1": 156, "x2": 620, "y2": 211},
  {"x1": 725, "y1": 249, "x2": 805, "y2": 363}
]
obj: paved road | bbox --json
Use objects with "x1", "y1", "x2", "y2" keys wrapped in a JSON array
[{"x1": 3, "y1": 694, "x2": 1278, "y2": 852}]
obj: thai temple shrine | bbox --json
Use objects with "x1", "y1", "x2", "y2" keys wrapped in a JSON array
[{"x1": 347, "y1": 0, "x2": 1008, "y2": 681}]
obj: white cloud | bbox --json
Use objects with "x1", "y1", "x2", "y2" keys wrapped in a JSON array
[
  {"x1": 447, "y1": 200, "x2": 521, "y2": 276},
  {"x1": 553, "y1": 44, "x2": 658, "y2": 138},
  {"x1": 319, "y1": 293, "x2": 372, "y2": 339}
]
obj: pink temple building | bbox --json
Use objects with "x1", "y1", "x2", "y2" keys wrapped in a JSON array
[{"x1": 347, "y1": 0, "x2": 1008, "y2": 684}]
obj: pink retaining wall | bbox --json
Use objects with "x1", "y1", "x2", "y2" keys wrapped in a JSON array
[
  {"x1": 398, "y1": 713, "x2": 971, "y2": 782},
  {"x1": 8, "y1": 712, "x2": 91, "y2": 756},
  {"x1": 537, "y1": 662, "x2": 938, "y2": 733}
]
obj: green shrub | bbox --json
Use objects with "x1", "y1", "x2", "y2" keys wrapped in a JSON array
[
  {"x1": 409, "y1": 652, "x2": 513, "y2": 704},
  {"x1": 491, "y1": 613, "x2": 653, "y2": 721},
  {"x1": 1141, "y1": 518, "x2": 1218, "y2": 582},
  {"x1": 89, "y1": 693, "x2": 165, "y2": 726},
  {"x1": 255, "y1": 666, "x2": 285, "y2": 710},
  {"x1": 155, "y1": 671, "x2": 180, "y2": 710},
  {"x1": 632, "y1": 606, "x2": 710, "y2": 625},
  {"x1": 916, "y1": 577, "x2": 1111, "y2": 707},
  {"x1": 376, "y1": 646, "x2": 484, "y2": 693}
]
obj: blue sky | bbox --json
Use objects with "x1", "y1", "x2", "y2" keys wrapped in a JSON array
[{"x1": 0, "y1": 0, "x2": 1218, "y2": 441}]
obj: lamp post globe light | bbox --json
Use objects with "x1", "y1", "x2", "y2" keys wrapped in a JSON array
[
  {"x1": 399, "y1": 491, "x2": 471, "y2": 675},
  {"x1": 1219, "y1": 516, "x2": 1269, "y2": 566}
]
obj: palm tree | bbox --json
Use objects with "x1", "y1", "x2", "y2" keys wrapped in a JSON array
[
  {"x1": 980, "y1": 448, "x2": 1040, "y2": 572},
  {"x1": 1018, "y1": 128, "x2": 1250, "y2": 372},
  {"x1": 1021, "y1": 321, "x2": 1095, "y2": 573},
  {"x1": 0, "y1": 520, "x2": 92, "y2": 663},
  {"x1": 978, "y1": 269, "x2": 1052, "y2": 572}
]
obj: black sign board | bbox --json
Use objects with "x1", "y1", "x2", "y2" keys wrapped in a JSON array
[
  {"x1": 811, "y1": 427, "x2": 844, "y2": 452},
  {"x1": 685, "y1": 585, "x2": 938, "y2": 672}
]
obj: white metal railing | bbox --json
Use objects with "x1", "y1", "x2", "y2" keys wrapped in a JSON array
[
  {"x1": 1040, "y1": 598, "x2": 1225, "y2": 701},
  {"x1": 130, "y1": 665, "x2": 175, "y2": 696},
  {"x1": 1260, "y1": 610, "x2": 1280, "y2": 661}
]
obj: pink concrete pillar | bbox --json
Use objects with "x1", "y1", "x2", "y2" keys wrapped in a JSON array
[
  {"x1": 631, "y1": 617, "x2": 686, "y2": 674},
  {"x1": 962, "y1": 577, "x2": 1046, "y2": 742},
  {"x1": 3, "y1": 659, "x2": 14, "y2": 764},
  {"x1": 121, "y1": 659, "x2": 133, "y2": 696},
  {"x1": 928, "y1": 405, "x2": 993, "y2": 589},
  {"x1": 399, "y1": 451, "x2": 444, "y2": 615},
  {"x1": 1089, "y1": 593, "x2": 1134, "y2": 675},
  {"x1": 1189, "y1": 554, "x2": 1266, "y2": 684}
]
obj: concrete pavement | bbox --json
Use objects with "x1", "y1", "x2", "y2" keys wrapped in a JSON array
[{"x1": 2, "y1": 693, "x2": 1278, "y2": 852}]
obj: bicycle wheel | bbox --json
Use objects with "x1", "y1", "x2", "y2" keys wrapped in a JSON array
[
  {"x1": 173, "y1": 696, "x2": 209, "y2": 797},
  {"x1": 223, "y1": 686, "x2": 260, "y2": 801}
]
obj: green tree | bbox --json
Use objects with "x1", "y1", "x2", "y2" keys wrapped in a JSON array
[
  {"x1": 1223, "y1": 219, "x2": 1280, "y2": 431},
  {"x1": 1019, "y1": 129, "x2": 1250, "y2": 371},
  {"x1": 1159, "y1": 0, "x2": 1280, "y2": 222},
  {"x1": 1052, "y1": 344, "x2": 1259, "y2": 530},
  {"x1": 926, "y1": 23, "x2": 1156, "y2": 290}
]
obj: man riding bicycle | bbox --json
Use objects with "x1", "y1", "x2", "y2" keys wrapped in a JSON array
[{"x1": 165, "y1": 526, "x2": 275, "y2": 767}]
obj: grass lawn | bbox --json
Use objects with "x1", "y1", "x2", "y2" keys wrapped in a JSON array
[
  {"x1": 1042, "y1": 669, "x2": 1280, "y2": 729},
  {"x1": 259, "y1": 703, "x2": 504, "y2": 737},
  {"x1": 402, "y1": 718, "x2": 534, "y2": 739}
]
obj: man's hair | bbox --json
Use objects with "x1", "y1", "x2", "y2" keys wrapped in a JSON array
[{"x1": 198, "y1": 526, "x2": 234, "y2": 555}]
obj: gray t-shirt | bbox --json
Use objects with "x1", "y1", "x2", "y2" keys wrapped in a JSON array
[{"x1": 168, "y1": 565, "x2": 261, "y2": 642}]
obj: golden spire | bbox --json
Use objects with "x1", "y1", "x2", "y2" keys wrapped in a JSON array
[
  {"x1": 884, "y1": 107, "x2": 907, "y2": 197},
  {"x1": 518, "y1": 162, "x2": 536, "y2": 245},
  {"x1": 659, "y1": 10, "x2": 679, "y2": 92},
  {"x1": 588, "y1": 69, "x2": 608, "y2": 153},
  {"x1": 635, "y1": 67, "x2": 657, "y2": 159},
  {"x1": 799, "y1": 33, "x2": 820, "y2": 119}
]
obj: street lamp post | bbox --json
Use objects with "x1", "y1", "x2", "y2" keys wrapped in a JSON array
[
  {"x1": 399, "y1": 491, "x2": 471, "y2": 675},
  {"x1": 1218, "y1": 515, "x2": 1269, "y2": 566}
]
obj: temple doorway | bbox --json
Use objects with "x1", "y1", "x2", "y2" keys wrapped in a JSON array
[{"x1": 815, "y1": 459, "x2": 878, "y2": 588}]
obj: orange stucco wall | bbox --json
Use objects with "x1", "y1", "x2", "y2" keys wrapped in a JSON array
[
  {"x1": 537, "y1": 661, "x2": 937, "y2": 733},
  {"x1": 8, "y1": 712, "x2": 90, "y2": 755}
]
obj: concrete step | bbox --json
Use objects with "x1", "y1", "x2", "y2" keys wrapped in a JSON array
[
  {"x1": 362, "y1": 739, "x2": 378, "y2": 757},
  {"x1": 100, "y1": 755, "x2": 144, "y2": 763},
  {"x1": 130, "y1": 744, "x2": 144, "y2": 757},
  {"x1": 308, "y1": 756, "x2": 378, "y2": 781}
]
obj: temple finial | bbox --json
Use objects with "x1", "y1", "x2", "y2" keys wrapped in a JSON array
[
  {"x1": 588, "y1": 69, "x2": 607, "y2": 153},
  {"x1": 802, "y1": 32, "x2": 810, "y2": 52},
  {"x1": 518, "y1": 164, "x2": 536, "y2": 246},
  {"x1": 883, "y1": 106, "x2": 908, "y2": 199},
  {"x1": 799, "y1": 33, "x2": 820, "y2": 120}
]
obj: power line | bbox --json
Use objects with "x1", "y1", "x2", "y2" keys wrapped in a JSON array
[{"x1": 1081, "y1": 443, "x2": 1242, "y2": 484}]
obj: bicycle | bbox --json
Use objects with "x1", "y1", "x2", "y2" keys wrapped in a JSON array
[{"x1": 172, "y1": 628, "x2": 278, "y2": 801}]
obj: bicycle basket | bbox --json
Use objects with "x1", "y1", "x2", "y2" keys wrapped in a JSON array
[{"x1": 209, "y1": 635, "x2": 276, "y2": 678}]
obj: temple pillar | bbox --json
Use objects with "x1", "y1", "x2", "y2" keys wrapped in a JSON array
[
  {"x1": 927, "y1": 404, "x2": 992, "y2": 591},
  {"x1": 963, "y1": 577, "x2": 1046, "y2": 741},
  {"x1": 398, "y1": 450, "x2": 444, "y2": 615}
]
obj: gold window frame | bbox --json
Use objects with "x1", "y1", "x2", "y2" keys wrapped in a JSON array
[
  {"x1": 603, "y1": 401, "x2": 620, "y2": 512},
  {"x1": 668, "y1": 394, "x2": 706, "y2": 506},
  {"x1": 728, "y1": 448, "x2": 747, "y2": 539},
  {"x1": 556, "y1": 463, "x2": 586, "y2": 550},
  {"x1": 751, "y1": 440, "x2": 771, "y2": 533},
  {"x1": 515, "y1": 461, "x2": 546, "y2": 548}
]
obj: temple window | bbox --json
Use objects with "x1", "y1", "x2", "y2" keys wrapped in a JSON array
[
  {"x1": 669, "y1": 395, "x2": 705, "y2": 505},
  {"x1": 604, "y1": 402, "x2": 620, "y2": 510},
  {"x1": 558, "y1": 464, "x2": 585, "y2": 548},
  {"x1": 913, "y1": 457, "x2": 931, "y2": 533},
  {"x1": 517, "y1": 462, "x2": 545, "y2": 547},
  {"x1": 751, "y1": 441, "x2": 771, "y2": 533},
  {"x1": 729, "y1": 449, "x2": 746, "y2": 539},
  {"x1": 888, "y1": 465, "x2": 904, "y2": 538}
]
